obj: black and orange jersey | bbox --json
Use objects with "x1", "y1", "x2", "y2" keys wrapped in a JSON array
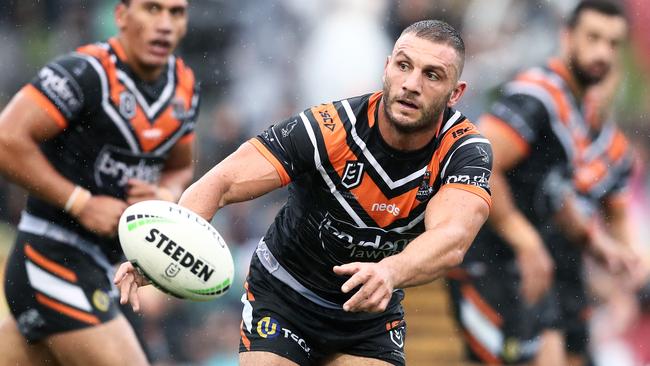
[
  {"x1": 467, "y1": 59, "x2": 634, "y2": 263},
  {"x1": 250, "y1": 91, "x2": 493, "y2": 304},
  {"x1": 22, "y1": 38, "x2": 200, "y2": 262}
]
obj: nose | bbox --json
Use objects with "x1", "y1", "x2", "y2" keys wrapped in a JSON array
[
  {"x1": 156, "y1": 10, "x2": 173, "y2": 33},
  {"x1": 401, "y1": 69, "x2": 422, "y2": 95}
]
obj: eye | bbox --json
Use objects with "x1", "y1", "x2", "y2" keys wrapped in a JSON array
[
  {"x1": 170, "y1": 7, "x2": 186, "y2": 17},
  {"x1": 398, "y1": 62, "x2": 409, "y2": 71},
  {"x1": 146, "y1": 4, "x2": 161, "y2": 14},
  {"x1": 425, "y1": 71, "x2": 439, "y2": 81}
]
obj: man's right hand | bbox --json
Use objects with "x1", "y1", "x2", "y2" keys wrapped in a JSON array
[
  {"x1": 515, "y1": 240, "x2": 554, "y2": 305},
  {"x1": 113, "y1": 261, "x2": 150, "y2": 312},
  {"x1": 588, "y1": 230, "x2": 638, "y2": 276},
  {"x1": 74, "y1": 195, "x2": 128, "y2": 237}
]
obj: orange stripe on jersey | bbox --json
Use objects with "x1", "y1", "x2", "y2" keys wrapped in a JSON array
[
  {"x1": 108, "y1": 38, "x2": 128, "y2": 61},
  {"x1": 461, "y1": 284, "x2": 503, "y2": 327},
  {"x1": 607, "y1": 131, "x2": 628, "y2": 162},
  {"x1": 178, "y1": 133, "x2": 195, "y2": 145},
  {"x1": 442, "y1": 183, "x2": 492, "y2": 209},
  {"x1": 131, "y1": 107, "x2": 182, "y2": 152},
  {"x1": 22, "y1": 85, "x2": 67, "y2": 129},
  {"x1": 366, "y1": 92, "x2": 382, "y2": 128},
  {"x1": 575, "y1": 159, "x2": 608, "y2": 192},
  {"x1": 480, "y1": 114, "x2": 530, "y2": 156},
  {"x1": 35, "y1": 293, "x2": 99, "y2": 325},
  {"x1": 247, "y1": 139, "x2": 291, "y2": 186},
  {"x1": 548, "y1": 58, "x2": 581, "y2": 98},
  {"x1": 462, "y1": 330, "x2": 502, "y2": 364},
  {"x1": 25, "y1": 244, "x2": 77, "y2": 283},
  {"x1": 516, "y1": 74, "x2": 571, "y2": 125},
  {"x1": 240, "y1": 321, "x2": 251, "y2": 350},
  {"x1": 244, "y1": 281, "x2": 255, "y2": 301}
]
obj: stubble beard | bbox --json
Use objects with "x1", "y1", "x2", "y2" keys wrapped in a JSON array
[
  {"x1": 382, "y1": 82, "x2": 450, "y2": 134},
  {"x1": 568, "y1": 51, "x2": 610, "y2": 88}
]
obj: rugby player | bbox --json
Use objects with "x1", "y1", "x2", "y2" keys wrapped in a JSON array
[
  {"x1": 116, "y1": 20, "x2": 493, "y2": 365},
  {"x1": 0, "y1": 0, "x2": 198, "y2": 365},
  {"x1": 446, "y1": 1, "x2": 637, "y2": 365}
]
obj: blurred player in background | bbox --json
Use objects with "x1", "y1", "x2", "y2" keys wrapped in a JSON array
[
  {"x1": 446, "y1": 1, "x2": 640, "y2": 365},
  {"x1": 0, "y1": 0, "x2": 199, "y2": 365},
  {"x1": 116, "y1": 19, "x2": 493, "y2": 366}
]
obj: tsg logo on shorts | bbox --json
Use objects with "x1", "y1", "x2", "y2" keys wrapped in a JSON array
[
  {"x1": 94, "y1": 145, "x2": 164, "y2": 196},
  {"x1": 256, "y1": 316, "x2": 280, "y2": 339}
]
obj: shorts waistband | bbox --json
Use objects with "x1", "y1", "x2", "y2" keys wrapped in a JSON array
[
  {"x1": 18, "y1": 211, "x2": 114, "y2": 277},
  {"x1": 256, "y1": 239, "x2": 342, "y2": 310}
]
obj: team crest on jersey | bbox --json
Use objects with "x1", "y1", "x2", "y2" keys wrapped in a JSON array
[
  {"x1": 416, "y1": 171, "x2": 433, "y2": 202},
  {"x1": 171, "y1": 98, "x2": 188, "y2": 120},
  {"x1": 477, "y1": 145, "x2": 489, "y2": 164},
  {"x1": 119, "y1": 91, "x2": 137, "y2": 119},
  {"x1": 341, "y1": 161, "x2": 364, "y2": 189}
]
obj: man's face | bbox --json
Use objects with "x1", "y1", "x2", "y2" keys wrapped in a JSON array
[
  {"x1": 566, "y1": 9, "x2": 627, "y2": 86},
  {"x1": 382, "y1": 33, "x2": 463, "y2": 134},
  {"x1": 116, "y1": 0, "x2": 188, "y2": 69}
]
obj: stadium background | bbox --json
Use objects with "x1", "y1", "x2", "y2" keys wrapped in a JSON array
[{"x1": 0, "y1": 0, "x2": 649, "y2": 365}]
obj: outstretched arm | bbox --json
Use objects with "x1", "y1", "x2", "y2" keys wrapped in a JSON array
[{"x1": 115, "y1": 141, "x2": 283, "y2": 310}]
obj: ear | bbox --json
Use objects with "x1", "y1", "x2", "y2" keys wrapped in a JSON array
[
  {"x1": 382, "y1": 55, "x2": 390, "y2": 84},
  {"x1": 447, "y1": 81, "x2": 467, "y2": 107},
  {"x1": 115, "y1": 3, "x2": 127, "y2": 30}
]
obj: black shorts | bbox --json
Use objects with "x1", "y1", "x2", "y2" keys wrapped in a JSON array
[
  {"x1": 446, "y1": 261, "x2": 556, "y2": 364},
  {"x1": 239, "y1": 254, "x2": 407, "y2": 365},
  {"x1": 552, "y1": 261, "x2": 591, "y2": 355},
  {"x1": 3, "y1": 231, "x2": 120, "y2": 342}
]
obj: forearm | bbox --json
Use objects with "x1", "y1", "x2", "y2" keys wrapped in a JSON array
[
  {"x1": 0, "y1": 137, "x2": 76, "y2": 209},
  {"x1": 178, "y1": 142, "x2": 282, "y2": 221},
  {"x1": 489, "y1": 170, "x2": 544, "y2": 251},
  {"x1": 381, "y1": 224, "x2": 472, "y2": 288}
]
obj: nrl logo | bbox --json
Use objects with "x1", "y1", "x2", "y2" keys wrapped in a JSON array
[
  {"x1": 341, "y1": 161, "x2": 364, "y2": 189},
  {"x1": 164, "y1": 263, "x2": 180, "y2": 278}
]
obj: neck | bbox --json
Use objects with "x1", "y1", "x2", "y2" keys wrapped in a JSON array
[
  {"x1": 377, "y1": 99, "x2": 441, "y2": 152},
  {"x1": 116, "y1": 36, "x2": 165, "y2": 82}
]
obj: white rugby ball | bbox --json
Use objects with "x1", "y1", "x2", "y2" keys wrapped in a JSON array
[{"x1": 118, "y1": 200, "x2": 234, "y2": 301}]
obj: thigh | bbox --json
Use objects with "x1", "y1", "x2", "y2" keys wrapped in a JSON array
[
  {"x1": 447, "y1": 264, "x2": 546, "y2": 365},
  {"x1": 47, "y1": 315, "x2": 148, "y2": 366},
  {"x1": 4, "y1": 232, "x2": 121, "y2": 342},
  {"x1": 0, "y1": 317, "x2": 59, "y2": 366},
  {"x1": 323, "y1": 353, "x2": 394, "y2": 366},
  {"x1": 240, "y1": 351, "x2": 300, "y2": 366}
]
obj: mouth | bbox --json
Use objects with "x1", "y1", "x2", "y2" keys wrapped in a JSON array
[
  {"x1": 148, "y1": 39, "x2": 173, "y2": 57},
  {"x1": 396, "y1": 98, "x2": 419, "y2": 110}
]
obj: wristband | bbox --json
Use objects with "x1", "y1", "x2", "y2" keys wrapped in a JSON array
[{"x1": 64, "y1": 185, "x2": 91, "y2": 216}]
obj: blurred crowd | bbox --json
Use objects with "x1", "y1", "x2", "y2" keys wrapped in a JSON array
[{"x1": 0, "y1": 0, "x2": 649, "y2": 365}]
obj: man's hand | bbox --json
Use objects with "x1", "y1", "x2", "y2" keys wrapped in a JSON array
[
  {"x1": 589, "y1": 230, "x2": 638, "y2": 276},
  {"x1": 515, "y1": 240, "x2": 554, "y2": 305},
  {"x1": 126, "y1": 178, "x2": 175, "y2": 204},
  {"x1": 113, "y1": 261, "x2": 151, "y2": 312},
  {"x1": 74, "y1": 195, "x2": 127, "y2": 237},
  {"x1": 334, "y1": 262, "x2": 395, "y2": 313}
]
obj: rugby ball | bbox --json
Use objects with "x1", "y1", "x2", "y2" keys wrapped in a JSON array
[{"x1": 118, "y1": 200, "x2": 234, "y2": 301}]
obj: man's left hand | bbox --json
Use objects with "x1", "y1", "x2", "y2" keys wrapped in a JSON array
[
  {"x1": 334, "y1": 262, "x2": 395, "y2": 313},
  {"x1": 126, "y1": 178, "x2": 175, "y2": 204}
]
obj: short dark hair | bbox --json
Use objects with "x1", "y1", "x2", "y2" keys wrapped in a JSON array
[
  {"x1": 400, "y1": 20, "x2": 465, "y2": 76},
  {"x1": 567, "y1": 0, "x2": 627, "y2": 28}
]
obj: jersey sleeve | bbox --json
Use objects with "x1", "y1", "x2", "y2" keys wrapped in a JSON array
[
  {"x1": 479, "y1": 93, "x2": 550, "y2": 156},
  {"x1": 603, "y1": 154, "x2": 634, "y2": 204},
  {"x1": 440, "y1": 135, "x2": 493, "y2": 207},
  {"x1": 24, "y1": 53, "x2": 101, "y2": 129},
  {"x1": 247, "y1": 113, "x2": 316, "y2": 186}
]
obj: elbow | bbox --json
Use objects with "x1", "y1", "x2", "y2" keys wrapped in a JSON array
[{"x1": 447, "y1": 247, "x2": 466, "y2": 268}]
